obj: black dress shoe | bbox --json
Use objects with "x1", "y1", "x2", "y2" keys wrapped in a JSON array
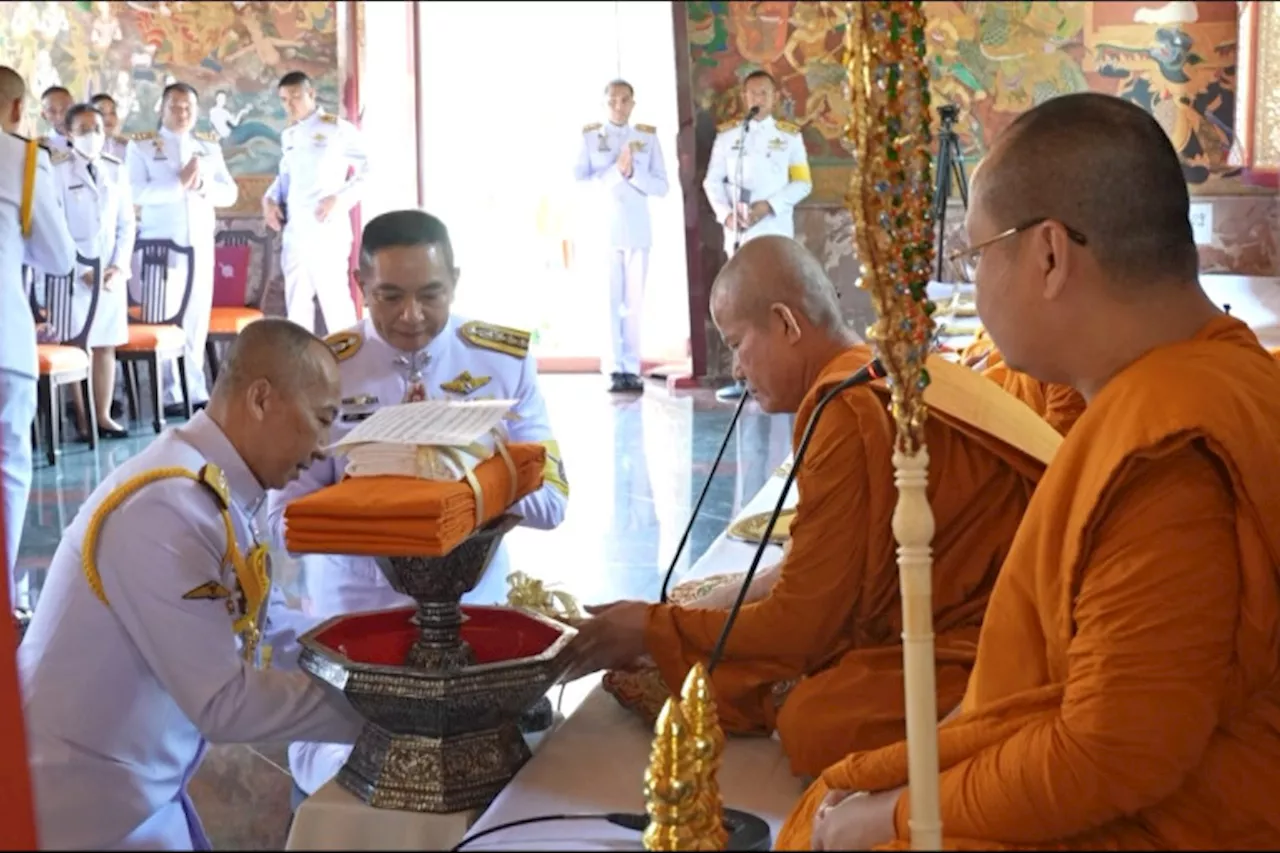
[
  {"x1": 623, "y1": 373, "x2": 645, "y2": 392},
  {"x1": 607, "y1": 372, "x2": 628, "y2": 393},
  {"x1": 99, "y1": 425, "x2": 130, "y2": 440}
]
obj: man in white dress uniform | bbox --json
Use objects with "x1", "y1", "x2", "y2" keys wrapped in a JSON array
[
  {"x1": 38, "y1": 85, "x2": 73, "y2": 153},
  {"x1": 702, "y1": 70, "x2": 813, "y2": 401},
  {"x1": 267, "y1": 209, "x2": 570, "y2": 800},
  {"x1": 0, "y1": 66, "x2": 76, "y2": 620},
  {"x1": 19, "y1": 320, "x2": 366, "y2": 850},
  {"x1": 263, "y1": 70, "x2": 369, "y2": 336},
  {"x1": 573, "y1": 79, "x2": 669, "y2": 394},
  {"x1": 53, "y1": 101, "x2": 135, "y2": 439},
  {"x1": 126, "y1": 82, "x2": 238, "y2": 417}
]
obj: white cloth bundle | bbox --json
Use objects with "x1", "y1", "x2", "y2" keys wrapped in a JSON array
[{"x1": 342, "y1": 424, "x2": 512, "y2": 482}]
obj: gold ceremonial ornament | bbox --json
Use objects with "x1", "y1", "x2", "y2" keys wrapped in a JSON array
[{"x1": 845, "y1": 1, "x2": 942, "y2": 847}]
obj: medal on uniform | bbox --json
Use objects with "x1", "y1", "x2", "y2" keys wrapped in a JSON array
[
  {"x1": 395, "y1": 351, "x2": 430, "y2": 403},
  {"x1": 597, "y1": 132, "x2": 609, "y2": 152}
]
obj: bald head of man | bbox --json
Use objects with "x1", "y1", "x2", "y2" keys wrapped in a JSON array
[
  {"x1": 205, "y1": 318, "x2": 341, "y2": 490},
  {"x1": 965, "y1": 92, "x2": 1218, "y2": 397},
  {"x1": 709, "y1": 235, "x2": 857, "y2": 412},
  {"x1": 0, "y1": 66, "x2": 27, "y2": 134}
]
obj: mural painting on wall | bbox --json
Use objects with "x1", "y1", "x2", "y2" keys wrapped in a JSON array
[
  {"x1": 0, "y1": 0, "x2": 340, "y2": 214},
  {"x1": 686, "y1": 0, "x2": 1245, "y2": 202}
]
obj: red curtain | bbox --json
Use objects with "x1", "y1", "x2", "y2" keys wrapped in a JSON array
[
  {"x1": 1235, "y1": 0, "x2": 1279, "y2": 188},
  {"x1": 0, "y1": 457, "x2": 37, "y2": 849}
]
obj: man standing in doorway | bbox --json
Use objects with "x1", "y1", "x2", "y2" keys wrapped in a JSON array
[
  {"x1": 264, "y1": 71, "x2": 369, "y2": 336},
  {"x1": 573, "y1": 79, "x2": 669, "y2": 394},
  {"x1": 702, "y1": 70, "x2": 812, "y2": 401},
  {"x1": 126, "y1": 82, "x2": 238, "y2": 417}
]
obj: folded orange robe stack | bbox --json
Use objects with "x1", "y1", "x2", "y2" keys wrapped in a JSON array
[{"x1": 284, "y1": 443, "x2": 546, "y2": 557}]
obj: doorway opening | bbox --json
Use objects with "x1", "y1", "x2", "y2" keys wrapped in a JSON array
[{"x1": 417, "y1": 1, "x2": 690, "y2": 373}]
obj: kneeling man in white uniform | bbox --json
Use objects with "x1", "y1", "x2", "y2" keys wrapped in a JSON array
[{"x1": 19, "y1": 319, "x2": 366, "y2": 850}]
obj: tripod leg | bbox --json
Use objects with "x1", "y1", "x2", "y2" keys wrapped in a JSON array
[
  {"x1": 951, "y1": 136, "x2": 970, "y2": 209},
  {"x1": 933, "y1": 136, "x2": 953, "y2": 282}
]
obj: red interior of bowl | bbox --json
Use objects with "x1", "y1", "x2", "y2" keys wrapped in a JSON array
[{"x1": 311, "y1": 606, "x2": 565, "y2": 667}]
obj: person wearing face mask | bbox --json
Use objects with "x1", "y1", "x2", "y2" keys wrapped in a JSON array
[
  {"x1": 18, "y1": 319, "x2": 367, "y2": 850},
  {"x1": 266, "y1": 209, "x2": 569, "y2": 804},
  {"x1": 703, "y1": 70, "x2": 813, "y2": 402},
  {"x1": 51, "y1": 102, "x2": 135, "y2": 439},
  {"x1": 573, "y1": 79, "x2": 669, "y2": 395},
  {"x1": 126, "y1": 81, "x2": 238, "y2": 420}
]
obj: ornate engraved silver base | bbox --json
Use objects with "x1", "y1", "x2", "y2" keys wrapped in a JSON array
[
  {"x1": 297, "y1": 513, "x2": 577, "y2": 813},
  {"x1": 338, "y1": 720, "x2": 531, "y2": 812}
]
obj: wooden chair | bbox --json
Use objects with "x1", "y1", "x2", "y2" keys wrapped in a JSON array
[
  {"x1": 120, "y1": 238, "x2": 194, "y2": 434},
  {"x1": 206, "y1": 228, "x2": 270, "y2": 382},
  {"x1": 28, "y1": 254, "x2": 101, "y2": 466}
]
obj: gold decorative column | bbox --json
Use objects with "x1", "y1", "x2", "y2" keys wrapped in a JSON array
[{"x1": 844, "y1": 2, "x2": 942, "y2": 848}]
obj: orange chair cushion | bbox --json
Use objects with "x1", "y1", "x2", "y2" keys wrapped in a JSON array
[
  {"x1": 209, "y1": 306, "x2": 264, "y2": 335},
  {"x1": 37, "y1": 344, "x2": 89, "y2": 374},
  {"x1": 119, "y1": 323, "x2": 187, "y2": 351}
]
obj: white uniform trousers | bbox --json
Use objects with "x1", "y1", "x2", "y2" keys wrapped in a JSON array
[
  {"x1": 607, "y1": 247, "x2": 648, "y2": 376},
  {"x1": 283, "y1": 226, "x2": 356, "y2": 336},
  {"x1": 0, "y1": 368, "x2": 36, "y2": 605},
  {"x1": 160, "y1": 247, "x2": 213, "y2": 406}
]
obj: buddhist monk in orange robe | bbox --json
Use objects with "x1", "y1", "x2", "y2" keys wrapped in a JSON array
[
  {"x1": 781, "y1": 93, "x2": 1280, "y2": 851},
  {"x1": 562, "y1": 236, "x2": 1060, "y2": 778},
  {"x1": 963, "y1": 327, "x2": 1086, "y2": 436}
]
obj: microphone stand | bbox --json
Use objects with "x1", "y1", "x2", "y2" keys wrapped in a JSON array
[
  {"x1": 659, "y1": 391, "x2": 751, "y2": 603},
  {"x1": 731, "y1": 107, "x2": 759, "y2": 255},
  {"x1": 707, "y1": 358, "x2": 884, "y2": 673}
]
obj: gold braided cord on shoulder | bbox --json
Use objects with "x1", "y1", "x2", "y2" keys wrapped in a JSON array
[{"x1": 81, "y1": 467, "x2": 272, "y2": 666}]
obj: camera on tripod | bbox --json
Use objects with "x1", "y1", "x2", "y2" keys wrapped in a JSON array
[{"x1": 932, "y1": 103, "x2": 969, "y2": 280}]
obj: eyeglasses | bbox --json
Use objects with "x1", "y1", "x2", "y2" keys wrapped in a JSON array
[{"x1": 947, "y1": 217, "x2": 1089, "y2": 283}]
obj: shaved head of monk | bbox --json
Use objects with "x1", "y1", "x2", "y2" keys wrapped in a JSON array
[
  {"x1": 710, "y1": 235, "x2": 858, "y2": 412},
  {"x1": 206, "y1": 318, "x2": 341, "y2": 490},
  {"x1": 966, "y1": 92, "x2": 1219, "y2": 399},
  {"x1": 0, "y1": 66, "x2": 27, "y2": 133}
]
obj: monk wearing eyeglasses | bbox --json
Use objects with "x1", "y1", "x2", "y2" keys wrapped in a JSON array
[{"x1": 781, "y1": 92, "x2": 1280, "y2": 851}]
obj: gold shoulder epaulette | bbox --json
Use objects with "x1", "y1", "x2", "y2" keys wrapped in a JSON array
[
  {"x1": 325, "y1": 329, "x2": 363, "y2": 362},
  {"x1": 717, "y1": 119, "x2": 738, "y2": 133},
  {"x1": 583, "y1": 122, "x2": 602, "y2": 134},
  {"x1": 635, "y1": 123, "x2": 656, "y2": 134},
  {"x1": 197, "y1": 463, "x2": 230, "y2": 510},
  {"x1": 320, "y1": 113, "x2": 338, "y2": 125},
  {"x1": 101, "y1": 152, "x2": 121, "y2": 165},
  {"x1": 48, "y1": 148, "x2": 71, "y2": 165},
  {"x1": 193, "y1": 129, "x2": 220, "y2": 144},
  {"x1": 459, "y1": 320, "x2": 530, "y2": 359},
  {"x1": 129, "y1": 130, "x2": 156, "y2": 142},
  {"x1": 776, "y1": 119, "x2": 802, "y2": 134}
]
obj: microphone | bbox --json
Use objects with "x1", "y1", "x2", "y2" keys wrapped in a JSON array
[
  {"x1": 742, "y1": 105, "x2": 760, "y2": 127},
  {"x1": 660, "y1": 390, "x2": 751, "y2": 603},
  {"x1": 706, "y1": 357, "x2": 886, "y2": 674}
]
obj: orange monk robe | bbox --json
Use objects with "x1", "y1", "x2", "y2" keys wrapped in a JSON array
[
  {"x1": 778, "y1": 315, "x2": 1280, "y2": 850},
  {"x1": 982, "y1": 361, "x2": 1087, "y2": 437},
  {"x1": 962, "y1": 325, "x2": 1085, "y2": 436},
  {"x1": 643, "y1": 345, "x2": 1050, "y2": 778}
]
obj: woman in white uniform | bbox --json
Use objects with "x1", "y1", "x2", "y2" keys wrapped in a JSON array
[{"x1": 55, "y1": 102, "x2": 135, "y2": 438}]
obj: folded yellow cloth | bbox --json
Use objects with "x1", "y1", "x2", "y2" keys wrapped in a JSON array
[{"x1": 284, "y1": 443, "x2": 546, "y2": 556}]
